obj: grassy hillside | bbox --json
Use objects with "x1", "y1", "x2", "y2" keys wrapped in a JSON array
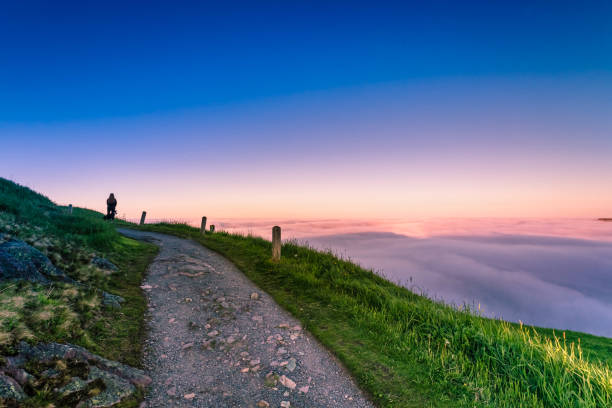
[
  {"x1": 135, "y1": 222, "x2": 612, "y2": 408},
  {"x1": 0, "y1": 178, "x2": 157, "y2": 367}
]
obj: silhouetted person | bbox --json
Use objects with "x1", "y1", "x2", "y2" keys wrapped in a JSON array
[{"x1": 106, "y1": 193, "x2": 117, "y2": 220}]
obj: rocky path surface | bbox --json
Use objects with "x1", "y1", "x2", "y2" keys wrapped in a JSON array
[{"x1": 118, "y1": 229, "x2": 374, "y2": 408}]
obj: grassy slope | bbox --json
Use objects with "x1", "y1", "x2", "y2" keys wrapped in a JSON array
[
  {"x1": 0, "y1": 178, "x2": 157, "y2": 405},
  {"x1": 135, "y1": 222, "x2": 612, "y2": 408}
]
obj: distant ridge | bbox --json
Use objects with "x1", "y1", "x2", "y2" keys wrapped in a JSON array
[{"x1": 598, "y1": 218, "x2": 612, "y2": 221}]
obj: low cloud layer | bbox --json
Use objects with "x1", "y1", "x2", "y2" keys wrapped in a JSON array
[{"x1": 304, "y1": 232, "x2": 612, "y2": 338}]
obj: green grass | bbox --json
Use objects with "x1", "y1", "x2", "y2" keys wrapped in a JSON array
[
  {"x1": 0, "y1": 178, "x2": 157, "y2": 406},
  {"x1": 135, "y1": 222, "x2": 612, "y2": 408}
]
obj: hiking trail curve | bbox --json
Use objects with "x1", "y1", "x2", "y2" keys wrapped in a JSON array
[{"x1": 118, "y1": 229, "x2": 374, "y2": 408}]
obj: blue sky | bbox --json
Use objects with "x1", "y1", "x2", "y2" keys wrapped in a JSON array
[
  {"x1": 2, "y1": 1, "x2": 610, "y2": 122},
  {"x1": 1, "y1": 1, "x2": 611, "y2": 219}
]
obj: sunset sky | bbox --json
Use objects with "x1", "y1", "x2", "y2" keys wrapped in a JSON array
[{"x1": 2, "y1": 1, "x2": 611, "y2": 221}]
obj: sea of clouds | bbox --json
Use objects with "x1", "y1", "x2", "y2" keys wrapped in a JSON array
[
  {"x1": 201, "y1": 217, "x2": 612, "y2": 337},
  {"x1": 305, "y1": 231, "x2": 612, "y2": 338}
]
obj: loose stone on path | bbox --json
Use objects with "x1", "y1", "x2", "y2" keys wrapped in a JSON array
[{"x1": 118, "y1": 229, "x2": 374, "y2": 408}]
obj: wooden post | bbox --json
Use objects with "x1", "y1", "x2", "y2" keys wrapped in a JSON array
[
  {"x1": 272, "y1": 226, "x2": 281, "y2": 261},
  {"x1": 139, "y1": 211, "x2": 147, "y2": 225},
  {"x1": 68, "y1": 204, "x2": 73, "y2": 214},
  {"x1": 210, "y1": 225, "x2": 215, "y2": 232},
  {"x1": 200, "y1": 216, "x2": 207, "y2": 234}
]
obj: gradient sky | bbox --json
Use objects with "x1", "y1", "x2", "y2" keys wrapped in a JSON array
[{"x1": 1, "y1": 1, "x2": 611, "y2": 220}]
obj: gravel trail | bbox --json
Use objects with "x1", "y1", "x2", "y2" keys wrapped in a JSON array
[{"x1": 118, "y1": 229, "x2": 374, "y2": 408}]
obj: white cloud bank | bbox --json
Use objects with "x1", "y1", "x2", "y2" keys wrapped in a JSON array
[{"x1": 304, "y1": 232, "x2": 612, "y2": 338}]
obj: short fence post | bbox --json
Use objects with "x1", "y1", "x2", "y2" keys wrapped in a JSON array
[
  {"x1": 272, "y1": 226, "x2": 281, "y2": 261},
  {"x1": 210, "y1": 225, "x2": 215, "y2": 232},
  {"x1": 139, "y1": 211, "x2": 147, "y2": 225},
  {"x1": 200, "y1": 217, "x2": 207, "y2": 234},
  {"x1": 68, "y1": 204, "x2": 73, "y2": 214}
]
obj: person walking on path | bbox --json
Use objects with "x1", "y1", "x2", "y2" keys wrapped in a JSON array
[{"x1": 105, "y1": 193, "x2": 117, "y2": 220}]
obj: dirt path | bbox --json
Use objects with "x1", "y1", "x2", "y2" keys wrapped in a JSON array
[{"x1": 118, "y1": 229, "x2": 374, "y2": 408}]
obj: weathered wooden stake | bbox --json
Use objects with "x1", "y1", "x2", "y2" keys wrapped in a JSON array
[
  {"x1": 139, "y1": 211, "x2": 147, "y2": 225},
  {"x1": 272, "y1": 226, "x2": 281, "y2": 261},
  {"x1": 68, "y1": 204, "x2": 73, "y2": 214},
  {"x1": 200, "y1": 216, "x2": 207, "y2": 234},
  {"x1": 210, "y1": 225, "x2": 215, "y2": 232}
]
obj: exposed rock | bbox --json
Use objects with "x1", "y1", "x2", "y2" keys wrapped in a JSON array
[
  {"x1": 79, "y1": 366, "x2": 134, "y2": 408},
  {"x1": 0, "y1": 239, "x2": 72, "y2": 284},
  {"x1": 280, "y1": 401, "x2": 290, "y2": 408},
  {"x1": 0, "y1": 373, "x2": 26, "y2": 404},
  {"x1": 287, "y1": 358, "x2": 296, "y2": 372},
  {"x1": 256, "y1": 400, "x2": 270, "y2": 407},
  {"x1": 1, "y1": 342, "x2": 150, "y2": 406},
  {"x1": 0, "y1": 367, "x2": 34, "y2": 388},
  {"x1": 101, "y1": 291, "x2": 124, "y2": 308},
  {"x1": 91, "y1": 257, "x2": 118, "y2": 272},
  {"x1": 279, "y1": 375, "x2": 296, "y2": 390},
  {"x1": 0, "y1": 240, "x2": 124, "y2": 309},
  {"x1": 57, "y1": 376, "x2": 105, "y2": 406},
  {"x1": 92, "y1": 353, "x2": 152, "y2": 389},
  {"x1": 17, "y1": 341, "x2": 91, "y2": 364}
]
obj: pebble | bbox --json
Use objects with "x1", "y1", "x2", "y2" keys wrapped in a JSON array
[
  {"x1": 287, "y1": 358, "x2": 297, "y2": 372},
  {"x1": 279, "y1": 375, "x2": 296, "y2": 390},
  {"x1": 127, "y1": 230, "x2": 373, "y2": 408}
]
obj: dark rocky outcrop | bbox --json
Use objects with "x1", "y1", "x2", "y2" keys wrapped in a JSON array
[
  {"x1": 0, "y1": 342, "x2": 151, "y2": 407},
  {"x1": 0, "y1": 373, "x2": 26, "y2": 406},
  {"x1": 0, "y1": 239, "x2": 124, "y2": 308},
  {"x1": 0, "y1": 239, "x2": 73, "y2": 285},
  {"x1": 101, "y1": 292, "x2": 124, "y2": 308},
  {"x1": 91, "y1": 257, "x2": 118, "y2": 272}
]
